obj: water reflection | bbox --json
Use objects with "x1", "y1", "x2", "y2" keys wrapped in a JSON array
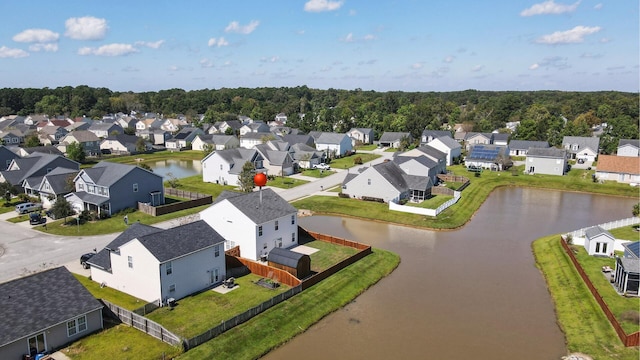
[{"x1": 146, "y1": 159, "x2": 202, "y2": 179}]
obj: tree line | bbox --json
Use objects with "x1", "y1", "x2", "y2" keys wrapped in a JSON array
[{"x1": 0, "y1": 86, "x2": 637, "y2": 153}]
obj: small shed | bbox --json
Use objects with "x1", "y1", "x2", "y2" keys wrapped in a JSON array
[
  {"x1": 267, "y1": 247, "x2": 311, "y2": 279},
  {"x1": 583, "y1": 226, "x2": 615, "y2": 256}
]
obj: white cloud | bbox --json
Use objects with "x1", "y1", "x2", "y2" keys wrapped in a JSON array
[
  {"x1": 411, "y1": 63, "x2": 423, "y2": 69},
  {"x1": 168, "y1": 65, "x2": 182, "y2": 71},
  {"x1": 224, "y1": 20, "x2": 260, "y2": 34},
  {"x1": 536, "y1": 25, "x2": 601, "y2": 44},
  {"x1": 304, "y1": 0, "x2": 343, "y2": 12},
  {"x1": 594, "y1": 3, "x2": 603, "y2": 10},
  {"x1": 363, "y1": 34, "x2": 376, "y2": 41},
  {"x1": 13, "y1": 28, "x2": 59, "y2": 43},
  {"x1": 471, "y1": 65, "x2": 484, "y2": 72},
  {"x1": 207, "y1": 37, "x2": 229, "y2": 47},
  {"x1": 135, "y1": 40, "x2": 165, "y2": 49},
  {"x1": 260, "y1": 56, "x2": 280, "y2": 63},
  {"x1": 29, "y1": 43, "x2": 58, "y2": 52},
  {"x1": 520, "y1": 0, "x2": 581, "y2": 16},
  {"x1": 580, "y1": 52, "x2": 602, "y2": 59},
  {"x1": 200, "y1": 58, "x2": 214, "y2": 68},
  {"x1": 443, "y1": 56, "x2": 455, "y2": 63},
  {"x1": 65, "y1": 16, "x2": 108, "y2": 40},
  {"x1": 341, "y1": 33, "x2": 376, "y2": 42},
  {"x1": 529, "y1": 63, "x2": 540, "y2": 70},
  {"x1": 77, "y1": 43, "x2": 138, "y2": 56},
  {"x1": 0, "y1": 46, "x2": 29, "y2": 58},
  {"x1": 342, "y1": 33, "x2": 354, "y2": 42}
]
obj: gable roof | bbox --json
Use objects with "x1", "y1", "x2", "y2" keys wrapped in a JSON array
[
  {"x1": 136, "y1": 220, "x2": 225, "y2": 262},
  {"x1": 211, "y1": 188, "x2": 297, "y2": 225},
  {"x1": 508, "y1": 140, "x2": 550, "y2": 150},
  {"x1": 40, "y1": 167, "x2": 79, "y2": 194},
  {"x1": 102, "y1": 133, "x2": 139, "y2": 146},
  {"x1": 526, "y1": 147, "x2": 567, "y2": 159},
  {"x1": 562, "y1": 136, "x2": 600, "y2": 152},
  {"x1": 63, "y1": 130, "x2": 100, "y2": 143},
  {"x1": 254, "y1": 144, "x2": 290, "y2": 166},
  {"x1": 422, "y1": 130, "x2": 452, "y2": 139},
  {"x1": 492, "y1": 133, "x2": 510, "y2": 142},
  {"x1": 431, "y1": 135, "x2": 461, "y2": 150},
  {"x1": 379, "y1": 132, "x2": 411, "y2": 142},
  {"x1": 89, "y1": 222, "x2": 163, "y2": 270},
  {"x1": 367, "y1": 160, "x2": 431, "y2": 192},
  {"x1": 596, "y1": 155, "x2": 640, "y2": 175},
  {"x1": 466, "y1": 144, "x2": 508, "y2": 161},
  {"x1": 315, "y1": 132, "x2": 348, "y2": 145},
  {"x1": 464, "y1": 132, "x2": 493, "y2": 141},
  {"x1": 584, "y1": 225, "x2": 614, "y2": 240},
  {"x1": 0, "y1": 267, "x2": 102, "y2": 347},
  {"x1": 282, "y1": 134, "x2": 314, "y2": 147},
  {"x1": 79, "y1": 161, "x2": 160, "y2": 187},
  {"x1": 618, "y1": 139, "x2": 640, "y2": 148},
  {"x1": 1, "y1": 153, "x2": 79, "y2": 186}
]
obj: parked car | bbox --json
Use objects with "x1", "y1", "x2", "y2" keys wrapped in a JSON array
[
  {"x1": 313, "y1": 163, "x2": 331, "y2": 170},
  {"x1": 29, "y1": 212, "x2": 47, "y2": 225},
  {"x1": 80, "y1": 252, "x2": 96, "y2": 269},
  {"x1": 15, "y1": 202, "x2": 43, "y2": 214}
]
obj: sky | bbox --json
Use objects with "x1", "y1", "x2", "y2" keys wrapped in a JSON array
[{"x1": 0, "y1": 0, "x2": 637, "y2": 93}]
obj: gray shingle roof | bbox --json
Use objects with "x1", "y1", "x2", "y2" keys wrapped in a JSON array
[
  {"x1": 89, "y1": 222, "x2": 163, "y2": 270},
  {"x1": 584, "y1": 225, "x2": 613, "y2": 239},
  {"x1": 422, "y1": 130, "x2": 452, "y2": 139},
  {"x1": 618, "y1": 139, "x2": 640, "y2": 148},
  {"x1": 562, "y1": 136, "x2": 600, "y2": 153},
  {"x1": 64, "y1": 130, "x2": 100, "y2": 142},
  {"x1": 0, "y1": 267, "x2": 102, "y2": 347},
  {"x1": 433, "y1": 135, "x2": 461, "y2": 150},
  {"x1": 508, "y1": 140, "x2": 549, "y2": 150},
  {"x1": 268, "y1": 247, "x2": 309, "y2": 268},
  {"x1": 316, "y1": 132, "x2": 348, "y2": 145},
  {"x1": 620, "y1": 257, "x2": 640, "y2": 274},
  {"x1": 211, "y1": 188, "x2": 297, "y2": 225},
  {"x1": 81, "y1": 161, "x2": 160, "y2": 187},
  {"x1": 526, "y1": 147, "x2": 566, "y2": 158},
  {"x1": 379, "y1": 132, "x2": 411, "y2": 142},
  {"x1": 137, "y1": 220, "x2": 225, "y2": 262},
  {"x1": 41, "y1": 168, "x2": 79, "y2": 194}
]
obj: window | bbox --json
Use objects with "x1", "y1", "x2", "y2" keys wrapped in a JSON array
[
  {"x1": 166, "y1": 261, "x2": 172, "y2": 275},
  {"x1": 367, "y1": 179, "x2": 371, "y2": 185},
  {"x1": 169, "y1": 284, "x2": 176, "y2": 292},
  {"x1": 67, "y1": 315, "x2": 87, "y2": 337},
  {"x1": 133, "y1": 183, "x2": 138, "y2": 192},
  {"x1": 128, "y1": 256, "x2": 133, "y2": 268},
  {"x1": 78, "y1": 183, "x2": 84, "y2": 191},
  {"x1": 292, "y1": 232, "x2": 296, "y2": 242},
  {"x1": 263, "y1": 243, "x2": 268, "y2": 249},
  {"x1": 258, "y1": 225, "x2": 263, "y2": 236},
  {"x1": 275, "y1": 220, "x2": 279, "y2": 230},
  {"x1": 28, "y1": 333, "x2": 45, "y2": 355},
  {"x1": 214, "y1": 244, "x2": 220, "y2": 257},
  {"x1": 291, "y1": 215, "x2": 295, "y2": 224},
  {"x1": 220, "y1": 164, "x2": 223, "y2": 170}
]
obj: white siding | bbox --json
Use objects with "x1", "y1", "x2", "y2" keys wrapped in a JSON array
[
  {"x1": 342, "y1": 167, "x2": 400, "y2": 203},
  {"x1": 617, "y1": 145, "x2": 639, "y2": 157},
  {"x1": 584, "y1": 233, "x2": 615, "y2": 256},
  {"x1": 202, "y1": 154, "x2": 237, "y2": 185}
]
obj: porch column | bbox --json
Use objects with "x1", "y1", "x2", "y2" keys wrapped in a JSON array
[{"x1": 622, "y1": 272, "x2": 629, "y2": 293}]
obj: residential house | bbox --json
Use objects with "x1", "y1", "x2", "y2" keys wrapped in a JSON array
[
  {"x1": 0, "y1": 130, "x2": 24, "y2": 146},
  {"x1": 341, "y1": 160, "x2": 432, "y2": 203},
  {"x1": 562, "y1": 136, "x2": 600, "y2": 161},
  {"x1": 464, "y1": 144, "x2": 511, "y2": 171},
  {"x1": 393, "y1": 155, "x2": 442, "y2": 186},
  {"x1": 346, "y1": 128, "x2": 375, "y2": 145},
  {"x1": 13, "y1": 146, "x2": 63, "y2": 157},
  {"x1": 290, "y1": 143, "x2": 324, "y2": 169},
  {"x1": 0, "y1": 145, "x2": 20, "y2": 171},
  {"x1": 594, "y1": 155, "x2": 640, "y2": 185},
  {"x1": 239, "y1": 121, "x2": 270, "y2": 136},
  {"x1": 213, "y1": 120, "x2": 242, "y2": 135},
  {"x1": 200, "y1": 188, "x2": 298, "y2": 261},
  {"x1": 27, "y1": 167, "x2": 79, "y2": 207},
  {"x1": 492, "y1": 133, "x2": 509, "y2": 146},
  {"x1": 583, "y1": 226, "x2": 615, "y2": 256},
  {"x1": 524, "y1": 148, "x2": 568, "y2": 176},
  {"x1": 312, "y1": 132, "x2": 353, "y2": 158},
  {"x1": 275, "y1": 112, "x2": 288, "y2": 123},
  {"x1": 239, "y1": 132, "x2": 274, "y2": 149},
  {"x1": 464, "y1": 132, "x2": 493, "y2": 151},
  {"x1": 395, "y1": 145, "x2": 447, "y2": 178},
  {"x1": 378, "y1": 132, "x2": 412, "y2": 148},
  {"x1": 65, "y1": 121, "x2": 91, "y2": 132},
  {"x1": 427, "y1": 136, "x2": 462, "y2": 166},
  {"x1": 137, "y1": 129, "x2": 171, "y2": 146},
  {"x1": 420, "y1": 130, "x2": 452, "y2": 146},
  {"x1": 0, "y1": 152, "x2": 79, "y2": 190},
  {"x1": 58, "y1": 130, "x2": 101, "y2": 156},
  {"x1": 255, "y1": 142, "x2": 295, "y2": 176},
  {"x1": 135, "y1": 118, "x2": 163, "y2": 133},
  {"x1": 281, "y1": 134, "x2": 315, "y2": 148},
  {"x1": 88, "y1": 221, "x2": 226, "y2": 303},
  {"x1": 38, "y1": 125, "x2": 69, "y2": 145},
  {"x1": 88, "y1": 123, "x2": 123, "y2": 139},
  {"x1": 116, "y1": 116, "x2": 139, "y2": 130},
  {"x1": 617, "y1": 139, "x2": 640, "y2": 157},
  {"x1": 165, "y1": 127, "x2": 204, "y2": 151},
  {"x1": 201, "y1": 148, "x2": 265, "y2": 186},
  {"x1": 613, "y1": 242, "x2": 639, "y2": 295},
  {"x1": 65, "y1": 161, "x2": 164, "y2": 216},
  {"x1": 160, "y1": 118, "x2": 188, "y2": 132},
  {"x1": 191, "y1": 134, "x2": 240, "y2": 151},
  {"x1": 508, "y1": 140, "x2": 550, "y2": 156},
  {"x1": 0, "y1": 267, "x2": 103, "y2": 360},
  {"x1": 100, "y1": 134, "x2": 143, "y2": 155}
]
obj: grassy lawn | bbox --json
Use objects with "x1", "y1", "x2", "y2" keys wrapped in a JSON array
[
  {"x1": 329, "y1": 153, "x2": 380, "y2": 169},
  {"x1": 179, "y1": 248, "x2": 400, "y2": 360},
  {"x1": 405, "y1": 194, "x2": 453, "y2": 209},
  {"x1": 165, "y1": 175, "x2": 238, "y2": 196},
  {"x1": 533, "y1": 235, "x2": 639, "y2": 359},
  {"x1": 305, "y1": 240, "x2": 359, "y2": 272},
  {"x1": 264, "y1": 176, "x2": 308, "y2": 189},
  {"x1": 6, "y1": 213, "x2": 30, "y2": 223},
  {"x1": 354, "y1": 144, "x2": 377, "y2": 151},
  {"x1": 610, "y1": 226, "x2": 640, "y2": 241},
  {"x1": 300, "y1": 168, "x2": 336, "y2": 178},
  {"x1": 293, "y1": 164, "x2": 638, "y2": 230},
  {"x1": 73, "y1": 274, "x2": 147, "y2": 311},
  {"x1": 0, "y1": 199, "x2": 22, "y2": 214},
  {"x1": 64, "y1": 323, "x2": 182, "y2": 360},
  {"x1": 145, "y1": 274, "x2": 290, "y2": 338}
]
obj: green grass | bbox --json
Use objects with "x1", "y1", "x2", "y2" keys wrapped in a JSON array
[
  {"x1": 179, "y1": 248, "x2": 400, "y2": 360},
  {"x1": 354, "y1": 144, "x2": 377, "y2": 151},
  {"x1": 0, "y1": 199, "x2": 22, "y2": 214},
  {"x1": 264, "y1": 176, "x2": 308, "y2": 189},
  {"x1": 73, "y1": 274, "x2": 147, "y2": 311},
  {"x1": 6, "y1": 213, "x2": 30, "y2": 223},
  {"x1": 329, "y1": 153, "x2": 380, "y2": 169},
  {"x1": 165, "y1": 175, "x2": 237, "y2": 195},
  {"x1": 64, "y1": 323, "x2": 183, "y2": 360},
  {"x1": 533, "y1": 235, "x2": 639, "y2": 359},
  {"x1": 145, "y1": 274, "x2": 290, "y2": 338},
  {"x1": 306, "y1": 240, "x2": 359, "y2": 271},
  {"x1": 405, "y1": 195, "x2": 453, "y2": 209},
  {"x1": 610, "y1": 226, "x2": 640, "y2": 241},
  {"x1": 294, "y1": 164, "x2": 639, "y2": 230},
  {"x1": 300, "y1": 168, "x2": 335, "y2": 178}
]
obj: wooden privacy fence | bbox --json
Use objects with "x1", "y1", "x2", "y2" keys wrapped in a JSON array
[
  {"x1": 101, "y1": 299, "x2": 182, "y2": 347},
  {"x1": 232, "y1": 257, "x2": 302, "y2": 287},
  {"x1": 138, "y1": 188, "x2": 212, "y2": 216},
  {"x1": 183, "y1": 285, "x2": 302, "y2": 350},
  {"x1": 304, "y1": 230, "x2": 371, "y2": 250},
  {"x1": 437, "y1": 174, "x2": 470, "y2": 191},
  {"x1": 560, "y1": 238, "x2": 640, "y2": 347}
]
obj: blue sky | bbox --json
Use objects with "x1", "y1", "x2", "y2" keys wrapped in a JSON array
[{"x1": 0, "y1": 0, "x2": 637, "y2": 92}]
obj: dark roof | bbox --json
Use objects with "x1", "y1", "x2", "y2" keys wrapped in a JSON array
[
  {"x1": 467, "y1": 144, "x2": 507, "y2": 161},
  {"x1": 22, "y1": 146, "x2": 64, "y2": 155},
  {"x1": 379, "y1": 132, "x2": 411, "y2": 142},
  {"x1": 137, "y1": 220, "x2": 225, "y2": 262},
  {"x1": 526, "y1": 147, "x2": 566, "y2": 158},
  {"x1": 618, "y1": 139, "x2": 640, "y2": 148},
  {"x1": 0, "y1": 267, "x2": 102, "y2": 347},
  {"x1": 622, "y1": 241, "x2": 640, "y2": 259},
  {"x1": 89, "y1": 222, "x2": 162, "y2": 270},
  {"x1": 211, "y1": 188, "x2": 297, "y2": 225},
  {"x1": 81, "y1": 161, "x2": 160, "y2": 187},
  {"x1": 268, "y1": 247, "x2": 309, "y2": 268},
  {"x1": 492, "y1": 133, "x2": 510, "y2": 142},
  {"x1": 562, "y1": 136, "x2": 600, "y2": 153},
  {"x1": 103, "y1": 133, "x2": 138, "y2": 146},
  {"x1": 41, "y1": 168, "x2": 79, "y2": 194},
  {"x1": 584, "y1": 226, "x2": 614, "y2": 239},
  {"x1": 508, "y1": 140, "x2": 549, "y2": 150},
  {"x1": 70, "y1": 191, "x2": 109, "y2": 206},
  {"x1": 422, "y1": 130, "x2": 452, "y2": 139}
]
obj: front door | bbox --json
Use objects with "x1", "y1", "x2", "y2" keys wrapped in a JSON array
[
  {"x1": 28, "y1": 333, "x2": 46, "y2": 355},
  {"x1": 210, "y1": 268, "x2": 220, "y2": 284}
]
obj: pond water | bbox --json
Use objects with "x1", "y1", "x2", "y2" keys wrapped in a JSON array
[
  {"x1": 146, "y1": 159, "x2": 202, "y2": 179},
  {"x1": 264, "y1": 187, "x2": 637, "y2": 360}
]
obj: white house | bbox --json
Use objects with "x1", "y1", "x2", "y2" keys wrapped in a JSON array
[
  {"x1": 396, "y1": 145, "x2": 447, "y2": 177},
  {"x1": 594, "y1": 155, "x2": 640, "y2": 185},
  {"x1": 346, "y1": 128, "x2": 374, "y2": 145},
  {"x1": 525, "y1": 148, "x2": 568, "y2": 176},
  {"x1": 201, "y1": 148, "x2": 265, "y2": 186},
  {"x1": 200, "y1": 188, "x2": 299, "y2": 261},
  {"x1": 88, "y1": 221, "x2": 227, "y2": 304},
  {"x1": 583, "y1": 226, "x2": 615, "y2": 256},
  {"x1": 562, "y1": 136, "x2": 600, "y2": 162},
  {"x1": 313, "y1": 132, "x2": 353, "y2": 158},
  {"x1": 427, "y1": 136, "x2": 461, "y2": 166},
  {"x1": 191, "y1": 134, "x2": 239, "y2": 151},
  {"x1": 617, "y1": 139, "x2": 640, "y2": 157}
]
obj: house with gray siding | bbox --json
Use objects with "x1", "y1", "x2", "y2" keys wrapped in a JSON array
[
  {"x1": 524, "y1": 148, "x2": 568, "y2": 176},
  {"x1": 255, "y1": 143, "x2": 295, "y2": 176},
  {"x1": 562, "y1": 136, "x2": 600, "y2": 162},
  {"x1": 508, "y1": 140, "x2": 549, "y2": 156},
  {"x1": 65, "y1": 161, "x2": 164, "y2": 216},
  {"x1": 0, "y1": 267, "x2": 103, "y2": 360},
  {"x1": 617, "y1": 139, "x2": 640, "y2": 157},
  {"x1": 0, "y1": 152, "x2": 79, "y2": 190},
  {"x1": 420, "y1": 130, "x2": 453, "y2": 146},
  {"x1": 378, "y1": 132, "x2": 412, "y2": 148},
  {"x1": 58, "y1": 130, "x2": 101, "y2": 156},
  {"x1": 0, "y1": 145, "x2": 20, "y2": 170},
  {"x1": 23, "y1": 167, "x2": 79, "y2": 208}
]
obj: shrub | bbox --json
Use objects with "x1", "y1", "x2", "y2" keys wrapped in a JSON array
[
  {"x1": 353, "y1": 156, "x2": 363, "y2": 165},
  {"x1": 620, "y1": 310, "x2": 640, "y2": 325},
  {"x1": 338, "y1": 192, "x2": 350, "y2": 198}
]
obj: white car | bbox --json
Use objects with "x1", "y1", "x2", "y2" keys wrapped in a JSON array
[{"x1": 313, "y1": 163, "x2": 331, "y2": 170}]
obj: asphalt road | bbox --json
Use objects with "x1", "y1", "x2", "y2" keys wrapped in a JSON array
[{"x1": 0, "y1": 149, "x2": 393, "y2": 283}]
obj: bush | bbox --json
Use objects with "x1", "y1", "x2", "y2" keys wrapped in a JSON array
[
  {"x1": 338, "y1": 192, "x2": 350, "y2": 198},
  {"x1": 620, "y1": 310, "x2": 640, "y2": 325},
  {"x1": 353, "y1": 156, "x2": 363, "y2": 165}
]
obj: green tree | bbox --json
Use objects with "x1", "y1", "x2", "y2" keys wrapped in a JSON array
[
  {"x1": 633, "y1": 203, "x2": 639, "y2": 217},
  {"x1": 50, "y1": 196, "x2": 75, "y2": 222},
  {"x1": 202, "y1": 143, "x2": 215, "y2": 156},
  {"x1": 24, "y1": 134, "x2": 41, "y2": 147},
  {"x1": 137, "y1": 163, "x2": 153, "y2": 172},
  {"x1": 0, "y1": 181, "x2": 17, "y2": 202},
  {"x1": 135, "y1": 137, "x2": 148, "y2": 153},
  {"x1": 35, "y1": 95, "x2": 65, "y2": 116},
  {"x1": 66, "y1": 142, "x2": 86, "y2": 163},
  {"x1": 238, "y1": 161, "x2": 256, "y2": 193}
]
